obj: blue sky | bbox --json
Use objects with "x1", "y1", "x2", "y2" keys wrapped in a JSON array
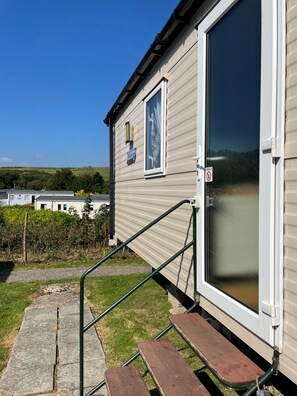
[{"x1": 0, "y1": 0, "x2": 179, "y2": 167}]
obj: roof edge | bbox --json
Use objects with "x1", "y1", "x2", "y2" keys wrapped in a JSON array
[{"x1": 103, "y1": 0, "x2": 199, "y2": 126}]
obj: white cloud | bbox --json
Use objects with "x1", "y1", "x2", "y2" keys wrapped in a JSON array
[{"x1": 0, "y1": 157, "x2": 13, "y2": 163}]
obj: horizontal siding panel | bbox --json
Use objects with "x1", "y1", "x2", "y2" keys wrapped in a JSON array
[
  {"x1": 284, "y1": 234, "x2": 297, "y2": 249},
  {"x1": 168, "y1": 116, "x2": 196, "y2": 140},
  {"x1": 287, "y1": 25, "x2": 297, "y2": 46},
  {"x1": 284, "y1": 254, "x2": 297, "y2": 272},
  {"x1": 114, "y1": 170, "x2": 195, "y2": 297},
  {"x1": 283, "y1": 337, "x2": 297, "y2": 362},
  {"x1": 116, "y1": 211, "x2": 192, "y2": 240},
  {"x1": 287, "y1": 1, "x2": 297, "y2": 21},
  {"x1": 279, "y1": 354, "x2": 297, "y2": 385},
  {"x1": 284, "y1": 294, "x2": 297, "y2": 319},
  {"x1": 283, "y1": 139, "x2": 297, "y2": 382},
  {"x1": 167, "y1": 98, "x2": 197, "y2": 127},
  {"x1": 284, "y1": 320, "x2": 297, "y2": 342},
  {"x1": 284, "y1": 273, "x2": 297, "y2": 294},
  {"x1": 286, "y1": 2, "x2": 297, "y2": 159}
]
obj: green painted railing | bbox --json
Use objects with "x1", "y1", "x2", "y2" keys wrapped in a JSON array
[{"x1": 79, "y1": 199, "x2": 194, "y2": 396}]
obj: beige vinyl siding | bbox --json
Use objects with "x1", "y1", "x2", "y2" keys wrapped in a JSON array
[
  {"x1": 281, "y1": 0, "x2": 297, "y2": 383},
  {"x1": 286, "y1": 0, "x2": 297, "y2": 159},
  {"x1": 282, "y1": 161, "x2": 297, "y2": 383},
  {"x1": 113, "y1": 21, "x2": 199, "y2": 298}
]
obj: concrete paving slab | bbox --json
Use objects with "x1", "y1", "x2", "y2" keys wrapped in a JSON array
[
  {"x1": 23, "y1": 306, "x2": 57, "y2": 323},
  {"x1": 9, "y1": 340, "x2": 56, "y2": 366},
  {"x1": 19, "y1": 320, "x2": 57, "y2": 333},
  {"x1": 59, "y1": 315, "x2": 80, "y2": 330},
  {"x1": 59, "y1": 340, "x2": 105, "y2": 365},
  {"x1": 58, "y1": 326, "x2": 97, "y2": 344},
  {"x1": 59, "y1": 304, "x2": 90, "y2": 317},
  {"x1": 59, "y1": 311, "x2": 94, "y2": 329},
  {"x1": 0, "y1": 362, "x2": 54, "y2": 396},
  {"x1": 57, "y1": 359, "x2": 106, "y2": 390},
  {"x1": 14, "y1": 328, "x2": 56, "y2": 347}
]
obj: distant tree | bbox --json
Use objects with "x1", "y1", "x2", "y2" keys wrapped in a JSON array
[
  {"x1": 92, "y1": 172, "x2": 105, "y2": 193},
  {"x1": 74, "y1": 172, "x2": 105, "y2": 193},
  {"x1": 81, "y1": 194, "x2": 92, "y2": 220},
  {"x1": 46, "y1": 168, "x2": 76, "y2": 190},
  {"x1": 94, "y1": 204, "x2": 109, "y2": 243},
  {"x1": 0, "y1": 170, "x2": 19, "y2": 189}
]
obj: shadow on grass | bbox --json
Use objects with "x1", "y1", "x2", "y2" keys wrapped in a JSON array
[
  {"x1": 195, "y1": 369, "x2": 225, "y2": 396},
  {"x1": 0, "y1": 260, "x2": 15, "y2": 283}
]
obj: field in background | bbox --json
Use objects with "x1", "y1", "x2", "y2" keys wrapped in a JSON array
[{"x1": 0, "y1": 166, "x2": 109, "y2": 180}]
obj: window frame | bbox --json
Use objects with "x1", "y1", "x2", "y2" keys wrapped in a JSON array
[{"x1": 143, "y1": 80, "x2": 167, "y2": 177}]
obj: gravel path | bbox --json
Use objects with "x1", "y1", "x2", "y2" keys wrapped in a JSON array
[{"x1": 0, "y1": 265, "x2": 150, "y2": 283}]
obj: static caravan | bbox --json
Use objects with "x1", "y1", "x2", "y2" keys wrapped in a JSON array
[{"x1": 103, "y1": 0, "x2": 296, "y2": 391}]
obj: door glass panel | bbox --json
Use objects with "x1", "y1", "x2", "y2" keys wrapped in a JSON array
[{"x1": 205, "y1": 0, "x2": 261, "y2": 312}]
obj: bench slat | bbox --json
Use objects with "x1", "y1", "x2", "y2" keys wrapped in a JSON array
[
  {"x1": 105, "y1": 366, "x2": 150, "y2": 396},
  {"x1": 170, "y1": 313, "x2": 264, "y2": 387},
  {"x1": 139, "y1": 339, "x2": 210, "y2": 396}
]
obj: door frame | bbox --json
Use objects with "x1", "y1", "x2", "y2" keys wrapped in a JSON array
[{"x1": 196, "y1": 0, "x2": 284, "y2": 348}]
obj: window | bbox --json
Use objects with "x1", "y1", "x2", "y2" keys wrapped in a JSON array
[
  {"x1": 58, "y1": 204, "x2": 61, "y2": 211},
  {"x1": 63, "y1": 204, "x2": 67, "y2": 211},
  {"x1": 144, "y1": 80, "x2": 166, "y2": 176},
  {"x1": 41, "y1": 204, "x2": 47, "y2": 210},
  {"x1": 10, "y1": 195, "x2": 14, "y2": 200}
]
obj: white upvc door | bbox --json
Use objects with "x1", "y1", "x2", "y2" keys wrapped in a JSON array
[{"x1": 196, "y1": 0, "x2": 282, "y2": 347}]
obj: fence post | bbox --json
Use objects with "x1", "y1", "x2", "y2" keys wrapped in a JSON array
[{"x1": 22, "y1": 212, "x2": 28, "y2": 264}]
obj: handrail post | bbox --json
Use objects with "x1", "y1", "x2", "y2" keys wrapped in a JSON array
[
  {"x1": 192, "y1": 205, "x2": 197, "y2": 296},
  {"x1": 79, "y1": 275, "x2": 85, "y2": 396}
]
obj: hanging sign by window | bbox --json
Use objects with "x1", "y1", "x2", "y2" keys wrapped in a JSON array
[{"x1": 127, "y1": 148, "x2": 137, "y2": 165}]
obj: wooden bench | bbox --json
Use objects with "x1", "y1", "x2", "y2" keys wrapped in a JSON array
[{"x1": 170, "y1": 313, "x2": 264, "y2": 388}]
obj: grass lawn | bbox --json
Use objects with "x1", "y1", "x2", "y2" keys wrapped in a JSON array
[{"x1": 0, "y1": 256, "x2": 149, "y2": 272}]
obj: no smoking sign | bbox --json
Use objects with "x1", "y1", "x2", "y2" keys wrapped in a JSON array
[{"x1": 205, "y1": 167, "x2": 213, "y2": 183}]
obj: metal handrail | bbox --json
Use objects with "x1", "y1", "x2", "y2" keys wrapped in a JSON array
[{"x1": 79, "y1": 199, "x2": 193, "y2": 396}]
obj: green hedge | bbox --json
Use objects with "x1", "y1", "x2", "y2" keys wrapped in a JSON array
[{"x1": 0, "y1": 205, "x2": 109, "y2": 257}]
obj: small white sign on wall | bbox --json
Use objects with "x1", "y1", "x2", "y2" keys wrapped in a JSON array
[{"x1": 205, "y1": 167, "x2": 213, "y2": 183}]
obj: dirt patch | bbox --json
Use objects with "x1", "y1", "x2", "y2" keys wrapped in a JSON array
[
  {"x1": 31, "y1": 283, "x2": 80, "y2": 308},
  {"x1": 3, "y1": 329, "x2": 19, "y2": 350},
  {"x1": 39, "y1": 283, "x2": 79, "y2": 295}
]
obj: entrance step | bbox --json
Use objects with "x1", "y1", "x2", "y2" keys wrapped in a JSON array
[
  {"x1": 105, "y1": 366, "x2": 150, "y2": 396},
  {"x1": 170, "y1": 313, "x2": 264, "y2": 387},
  {"x1": 139, "y1": 339, "x2": 210, "y2": 396}
]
